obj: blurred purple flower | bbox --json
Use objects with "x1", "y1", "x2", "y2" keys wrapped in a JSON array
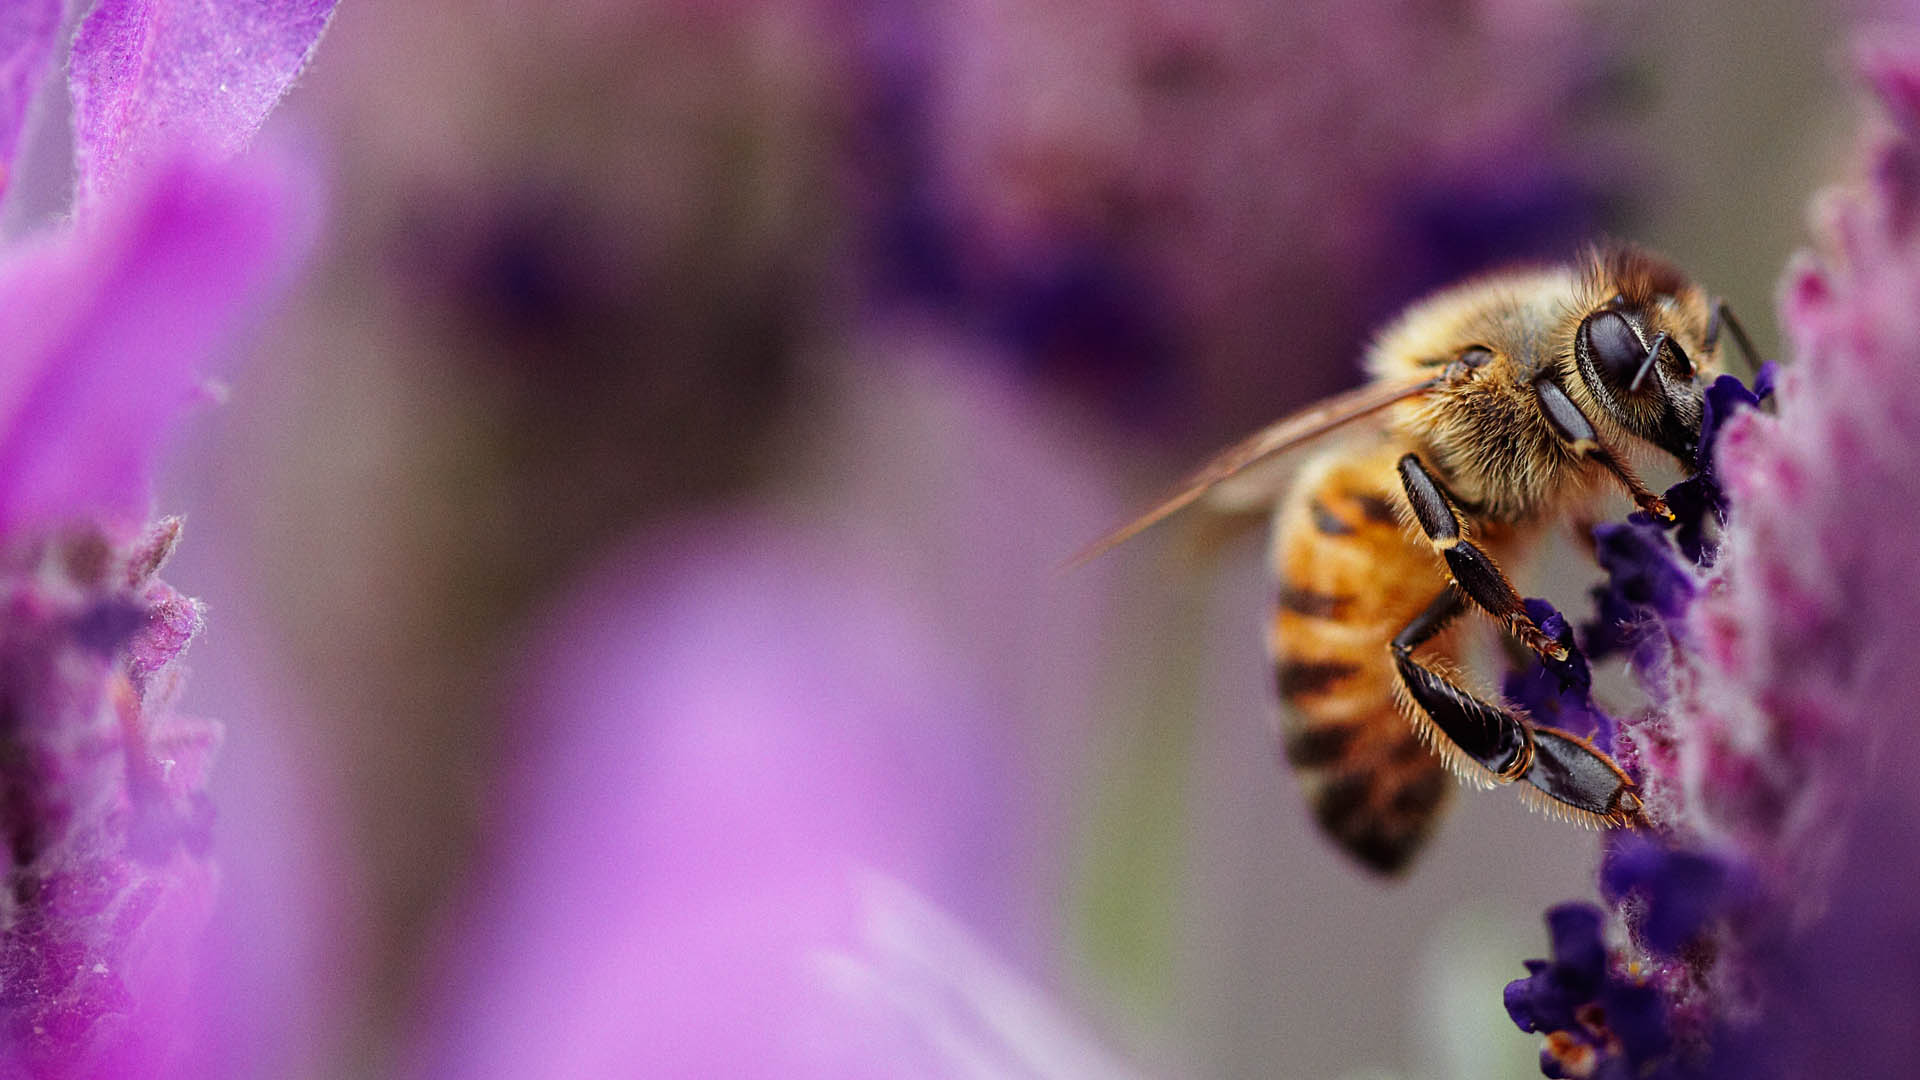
[
  {"x1": 0, "y1": 1, "x2": 332, "y2": 1074},
  {"x1": 408, "y1": 513, "x2": 1138, "y2": 1076},
  {"x1": 846, "y1": 0, "x2": 1643, "y2": 435},
  {"x1": 0, "y1": 157, "x2": 316, "y2": 539},
  {"x1": 1507, "y1": 37, "x2": 1920, "y2": 1079}
]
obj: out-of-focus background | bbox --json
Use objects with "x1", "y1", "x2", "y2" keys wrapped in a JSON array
[{"x1": 154, "y1": 1, "x2": 1863, "y2": 1076}]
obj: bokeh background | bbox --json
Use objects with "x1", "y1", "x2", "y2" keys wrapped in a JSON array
[{"x1": 143, "y1": 1, "x2": 1866, "y2": 1076}]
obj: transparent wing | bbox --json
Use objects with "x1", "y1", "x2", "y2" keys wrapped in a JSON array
[{"x1": 1066, "y1": 373, "x2": 1442, "y2": 568}]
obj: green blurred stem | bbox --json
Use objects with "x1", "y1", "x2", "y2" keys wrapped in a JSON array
[{"x1": 1070, "y1": 566, "x2": 1214, "y2": 1022}]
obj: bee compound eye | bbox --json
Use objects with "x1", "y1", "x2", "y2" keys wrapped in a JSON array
[
  {"x1": 1459, "y1": 346, "x2": 1494, "y2": 368},
  {"x1": 1582, "y1": 310, "x2": 1648, "y2": 392}
]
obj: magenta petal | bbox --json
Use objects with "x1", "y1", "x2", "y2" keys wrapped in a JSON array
[
  {"x1": 409, "y1": 519, "x2": 1029, "y2": 1077},
  {"x1": 0, "y1": 0, "x2": 60, "y2": 201},
  {"x1": 0, "y1": 150, "x2": 319, "y2": 540},
  {"x1": 69, "y1": 0, "x2": 338, "y2": 210},
  {"x1": 1860, "y1": 40, "x2": 1920, "y2": 133},
  {"x1": 155, "y1": 550, "x2": 356, "y2": 1080}
]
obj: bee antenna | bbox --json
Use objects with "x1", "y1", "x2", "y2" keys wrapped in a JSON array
[
  {"x1": 1628, "y1": 331, "x2": 1668, "y2": 393},
  {"x1": 1705, "y1": 299, "x2": 1763, "y2": 378}
]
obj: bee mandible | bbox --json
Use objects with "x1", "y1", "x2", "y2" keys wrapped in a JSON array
[{"x1": 1078, "y1": 245, "x2": 1759, "y2": 874}]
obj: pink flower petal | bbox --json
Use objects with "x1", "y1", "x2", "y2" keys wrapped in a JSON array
[
  {"x1": 69, "y1": 0, "x2": 337, "y2": 210},
  {"x1": 814, "y1": 875, "x2": 1147, "y2": 1080},
  {"x1": 156, "y1": 547, "x2": 358, "y2": 1080},
  {"x1": 408, "y1": 517, "x2": 1030, "y2": 1077},
  {"x1": 0, "y1": 150, "x2": 320, "y2": 540}
]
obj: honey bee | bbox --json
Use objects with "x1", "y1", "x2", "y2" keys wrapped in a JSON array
[{"x1": 1079, "y1": 245, "x2": 1759, "y2": 875}]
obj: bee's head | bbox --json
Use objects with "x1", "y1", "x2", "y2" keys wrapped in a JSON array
[
  {"x1": 1572, "y1": 248, "x2": 1713, "y2": 471},
  {"x1": 1574, "y1": 306, "x2": 1705, "y2": 468}
]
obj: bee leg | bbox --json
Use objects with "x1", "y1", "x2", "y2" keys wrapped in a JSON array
[
  {"x1": 1390, "y1": 588, "x2": 1534, "y2": 782},
  {"x1": 1532, "y1": 380, "x2": 1674, "y2": 523},
  {"x1": 1522, "y1": 726, "x2": 1644, "y2": 826},
  {"x1": 1392, "y1": 593, "x2": 1644, "y2": 822},
  {"x1": 1704, "y1": 298, "x2": 1762, "y2": 376},
  {"x1": 1396, "y1": 454, "x2": 1567, "y2": 662}
]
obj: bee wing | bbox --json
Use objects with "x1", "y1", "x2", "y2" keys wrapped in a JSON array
[{"x1": 1067, "y1": 373, "x2": 1442, "y2": 568}]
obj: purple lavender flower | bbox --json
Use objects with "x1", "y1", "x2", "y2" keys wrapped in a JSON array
[
  {"x1": 0, "y1": 522, "x2": 217, "y2": 1074},
  {"x1": 0, "y1": 152, "x2": 322, "y2": 1077},
  {"x1": 1504, "y1": 903, "x2": 1678, "y2": 1080},
  {"x1": 0, "y1": 2, "x2": 333, "y2": 1073},
  {"x1": 1503, "y1": 599, "x2": 1616, "y2": 750},
  {"x1": 1507, "y1": 37, "x2": 1920, "y2": 1078},
  {"x1": 846, "y1": 0, "x2": 1645, "y2": 437}
]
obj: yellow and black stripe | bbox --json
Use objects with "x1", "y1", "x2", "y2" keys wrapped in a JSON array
[{"x1": 1268, "y1": 440, "x2": 1460, "y2": 875}]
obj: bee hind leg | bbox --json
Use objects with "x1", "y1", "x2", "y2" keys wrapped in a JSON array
[
  {"x1": 1389, "y1": 588, "x2": 1534, "y2": 784},
  {"x1": 1396, "y1": 454, "x2": 1567, "y2": 661},
  {"x1": 1391, "y1": 592, "x2": 1645, "y2": 825},
  {"x1": 1520, "y1": 727, "x2": 1645, "y2": 827}
]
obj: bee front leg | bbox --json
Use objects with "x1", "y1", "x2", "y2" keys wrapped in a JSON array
[
  {"x1": 1396, "y1": 453, "x2": 1567, "y2": 662},
  {"x1": 1390, "y1": 588, "x2": 1534, "y2": 783},
  {"x1": 1532, "y1": 380, "x2": 1674, "y2": 522}
]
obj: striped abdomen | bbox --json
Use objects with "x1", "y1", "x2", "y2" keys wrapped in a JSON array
[{"x1": 1268, "y1": 440, "x2": 1455, "y2": 874}]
